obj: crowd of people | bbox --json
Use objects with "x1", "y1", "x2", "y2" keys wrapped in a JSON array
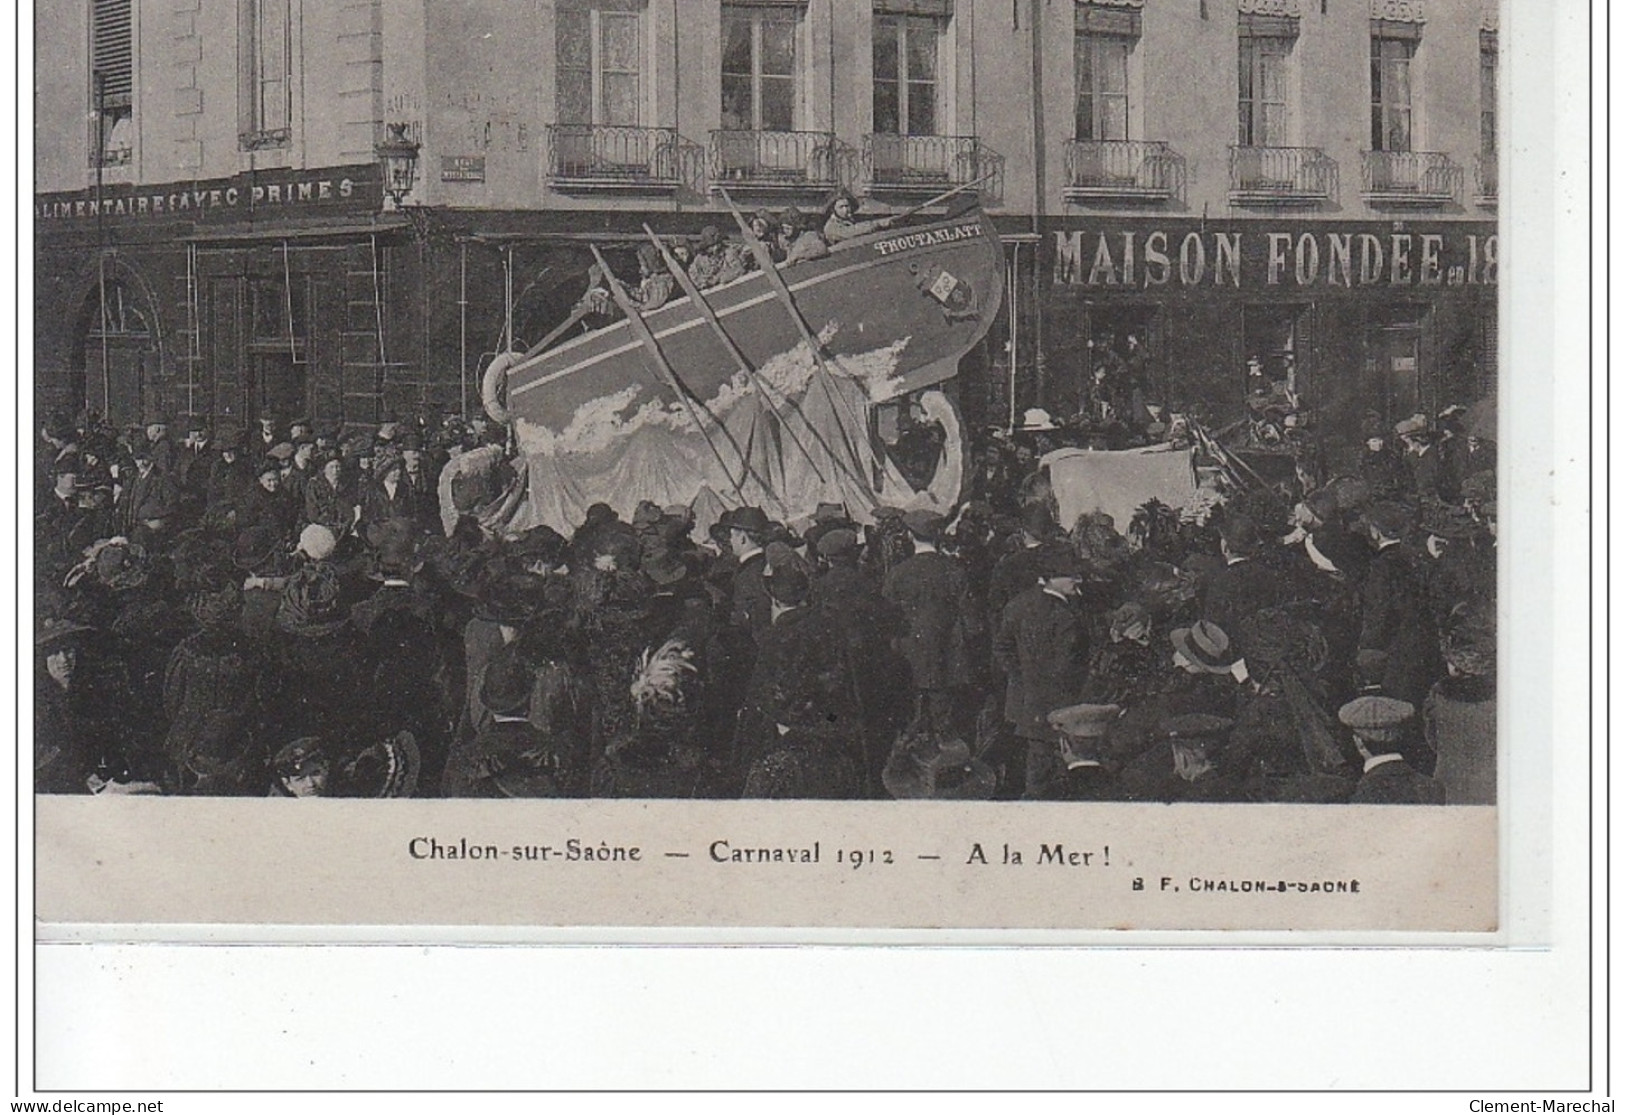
[
  {"x1": 33, "y1": 394, "x2": 1496, "y2": 804},
  {"x1": 579, "y1": 190, "x2": 898, "y2": 316}
]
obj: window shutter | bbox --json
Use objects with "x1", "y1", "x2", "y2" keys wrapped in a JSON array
[
  {"x1": 1075, "y1": 5, "x2": 1141, "y2": 37},
  {"x1": 874, "y1": 0, "x2": 952, "y2": 15},
  {"x1": 92, "y1": 0, "x2": 133, "y2": 104}
]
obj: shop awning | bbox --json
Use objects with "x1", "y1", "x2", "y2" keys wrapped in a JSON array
[{"x1": 180, "y1": 218, "x2": 408, "y2": 243}]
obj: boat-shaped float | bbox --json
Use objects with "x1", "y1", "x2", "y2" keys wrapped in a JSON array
[{"x1": 479, "y1": 205, "x2": 1004, "y2": 533}]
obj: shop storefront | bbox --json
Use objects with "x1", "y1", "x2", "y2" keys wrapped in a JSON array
[
  {"x1": 34, "y1": 164, "x2": 405, "y2": 430},
  {"x1": 989, "y1": 217, "x2": 1499, "y2": 469}
]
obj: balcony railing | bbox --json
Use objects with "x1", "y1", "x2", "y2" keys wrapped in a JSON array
[
  {"x1": 1360, "y1": 150, "x2": 1464, "y2": 206},
  {"x1": 861, "y1": 134, "x2": 1000, "y2": 201},
  {"x1": 1475, "y1": 152, "x2": 1498, "y2": 206},
  {"x1": 546, "y1": 124, "x2": 682, "y2": 192},
  {"x1": 708, "y1": 130, "x2": 848, "y2": 193},
  {"x1": 1228, "y1": 146, "x2": 1336, "y2": 205},
  {"x1": 1063, "y1": 140, "x2": 1181, "y2": 203}
]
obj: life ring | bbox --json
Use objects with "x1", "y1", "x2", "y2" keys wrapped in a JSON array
[{"x1": 482, "y1": 351, "x2": 523, "y2": 425}]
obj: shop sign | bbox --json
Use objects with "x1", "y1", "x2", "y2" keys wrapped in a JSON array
[
  {"x1": 1052, "y1": 224, "x2": 1498, "y2": 290},
  {"x1": 441, "y1": 156, "x2": 486, "y2": 182},
  {"x1": 34, "y1": 164, "x2": 383, "y2": 225}
]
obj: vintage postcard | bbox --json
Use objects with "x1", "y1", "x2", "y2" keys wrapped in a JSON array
[{"x1": 30, "y1": 0, "x2": 1528, "y2": 938}]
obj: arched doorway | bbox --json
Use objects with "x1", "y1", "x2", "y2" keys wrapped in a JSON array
[{"x1": 80, "y1": 276, "x2": 159, "y2": 427}]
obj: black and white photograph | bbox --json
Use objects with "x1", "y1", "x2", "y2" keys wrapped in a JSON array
[{"x1": 32, "y1": 0, "x2": 1502, "y2": 810}]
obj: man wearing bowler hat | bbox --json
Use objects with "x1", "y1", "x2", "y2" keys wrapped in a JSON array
[
  {"x1": 718, "y1": 506, "x2": 776, "y2": 645},
  {"x1": 993, "y1": 544, "x2": 1092, "y2": 797}
]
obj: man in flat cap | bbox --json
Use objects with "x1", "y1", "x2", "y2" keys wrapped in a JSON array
[
  {"x1": 1339, "y1": 696, "x2": 1443, "y2": 804},
  {"x1": 1394, "y1": 413, "x2": 1445, "y2": 503}
]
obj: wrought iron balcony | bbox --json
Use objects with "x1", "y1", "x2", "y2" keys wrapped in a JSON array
[
  {"x1": 708, "y1": 130, "x2": 848, "y2": 193},
  {"x1": 861, "y1": 134, "x2": 1002, "y2": 202},
  {"x1": 1360, "y1": 150, "x2": 1464, "y2": 207},
  {"x1": 1228, "y1": 146, "x2": 1337, "y2": 206},
  {"x1": 546, "y1": 124, "x2": 682, "y2": 193},
  {"x1": 1475, "y1": 152, "x2": 1498, "y2": 207},
  {"x1": 1063, "y1": 140, "x2": 1182, "y2": 203}
]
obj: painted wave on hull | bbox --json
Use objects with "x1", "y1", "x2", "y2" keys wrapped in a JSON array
[{"x1": 503, "y1": 327, "x2": 958, "y2": 533}]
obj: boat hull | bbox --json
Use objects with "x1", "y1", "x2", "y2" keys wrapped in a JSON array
[{"x1": 488, "y1": 210, "x2": 1004, "y2": 532}]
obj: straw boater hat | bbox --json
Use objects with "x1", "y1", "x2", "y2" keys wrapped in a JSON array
[{"x1": 1170, "y1": 620, "x2": 1240, "y2": 674}]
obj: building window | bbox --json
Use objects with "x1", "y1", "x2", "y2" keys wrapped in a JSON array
[
  {"x1": 873, "y1": 12, "x2": 940, "y2": 136},
  {"x1": 1074, "y1": 32, "x2": 1130, "y2": 141},
  {"x1": 1480, "y1": 33, "x2": 1497, "y2": 157},
  {"x1": 1369, "y1": 31, "x2": 1415, "y2": 153},
  {"x1": 556, "y1": 3, "x2": 644, "y2": 126},
  {"x1": 722, "y1": 5, "x2": 800, "y2": 132},
  {"x1": 241, "y1": 0, "x2": 292, "y2": 149},
  {"x1": 91, "y1": 0, "x2": 133, "y2": 167},
  {"x1": 1238, "y1": 33, "x2": 1292, "y2": 147}
]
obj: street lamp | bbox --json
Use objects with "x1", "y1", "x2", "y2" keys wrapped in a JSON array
[{"x1": 375, "y1": 122, "x2": 421, "y2": 210}]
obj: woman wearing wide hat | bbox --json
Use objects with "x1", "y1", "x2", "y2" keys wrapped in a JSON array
[
  {"x1": 35, "y1": 614, "x2": 96, "y2": 794},
  {"x1": 261, "y1": 562, "x2": 367, "y2": 747},
  {"x1": 162, "y1": 537, "x2": 265, "y2": 794}
]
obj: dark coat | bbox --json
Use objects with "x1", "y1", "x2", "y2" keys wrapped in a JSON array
[
  {"x1": 260, "y1": 626, "x2": 369, "y2": 745},
  {"x1": 737, "y1": 603, "x2": 865, "y2": 774},
  {"x1": 234, "y1": 481, "x2": 295, "y2": 541},
  {"x1": 1424, "y1": 675, "x2": 1496, "y2": 805},
  {"x1": 35, "y1": 675, "x2": 93, "y2": 794},
  {"x1": 204, "y1": 457, "x2": 253, "y2": 530},
  {"x1": 1360, "y1": 446, "x2": 1410, "y2": 500},
  {"x1": 163, "y1": 627, "x2": 263, "y2": 792},
  {"x1": 1358, "y1": 543, "x2": 1443, "y2": 707},
  {"x1": 1405, "y1": 445, "x2": 1445, "y2": 503},
  {"x1": 303, "y1": 474, "x2": 355, "y2": 537},
  {"x1": 728, "y1": 550, "x2": 773, "y2": 645},
  {"x1": 117, "y1": 467, "x2": 181, "y2": 534},
  {"x1": 1350, "y1": 756, "x2": 1446, "y2": 804},
  {"x1": 993, "y1": 586, "x2": 1090, "y2": 741},
  {"x1": 360, "y1": 470, "x2": 435, "y2": 533},
  {"x1": 352, "y1": 581, "x2": 448, "y2": 743},
  {"x1": 883, "y1": 549, "x2": 981, "y2": 690},
  {"x1": 1200, "y1": 557, "x2": 1299, "y2": 646},
  {"x1": 36, "y1": 496, "x2": 92, "y2": 577},
  {"x1": 987, "y1": 544, "x2": 1049, "y2": 627}
]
